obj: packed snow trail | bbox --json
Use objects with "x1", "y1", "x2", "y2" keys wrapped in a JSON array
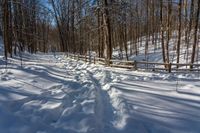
[{"x1": 0, "y1": 53, "x2": 200, "y2": 133}]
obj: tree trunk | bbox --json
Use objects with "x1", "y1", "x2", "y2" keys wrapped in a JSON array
[
  {"x1": 160, "y1": 0, "x2": 166, "y2": 64},
  {"x1": 3, "y1": 0, "x2": 9, "y2": 60},
  {"x1": 190, "y1": 0, "x2": 200, "y2": 69},
  {"x1": 177, "y1": 0, "x2": 182, "y2": 67},
  {"x1": 103, "y1": 0, "x2": 112, "y2": 65}
]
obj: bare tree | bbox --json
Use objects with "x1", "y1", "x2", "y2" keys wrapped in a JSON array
[{"x1": 191, "y1": 0, "x2": 200, "y2": 68}]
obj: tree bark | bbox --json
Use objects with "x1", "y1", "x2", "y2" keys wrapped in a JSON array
[{"x1": 190, "y1": 0, "x2": 200, "y2": 69}]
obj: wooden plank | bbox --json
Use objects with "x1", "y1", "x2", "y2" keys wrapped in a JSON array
[
  {"x1": 110, "y1": 64, "x2": 133, "y2": 69},
  {"x1": 67, "y1": 54, "x2": 200, "y2": 72},
  {"x1": 110, "y1": 59, "x2": 134, "y2": 64},
  {"x1": 171, "y1": 63, "x2": 200, "y2": 66},
  {"x1": 136, "y1": 61, "x2": 167, "y2": 65},
  {"x1": 139, "y1": 67, "x2": 168, "y2": 71},
  {"x1": 171, "y1": 68, "x2": 200, "y2": 71}
]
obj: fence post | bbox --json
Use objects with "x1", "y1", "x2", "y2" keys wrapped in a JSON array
[
  {"x1": 94, "y1": 56, "x2": 95, "y2": 64},
  {"x1": 104, "y1": 59, "x2": 109, "y2": 66},
  {"x1": 168, "y1": 63, "x2": 172, "y2": 73},
  {"x1": 133, "y1": 60, "x2": 137, "y2": 70}
]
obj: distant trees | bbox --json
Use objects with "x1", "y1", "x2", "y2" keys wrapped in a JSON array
[
  {"x1": 2, "y1": 0, "x2": 11, "y2": 60},
  {"x1": 1, "y1": 0, "x2": 52, "y2": 59}
]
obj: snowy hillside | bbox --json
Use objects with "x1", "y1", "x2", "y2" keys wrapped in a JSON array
[
  {"x1": 0, "y1": 54, "x2": 200, "y2": 133},
  {"x1": 113, "y1": 35, "x2": 200, "y2": 64}
]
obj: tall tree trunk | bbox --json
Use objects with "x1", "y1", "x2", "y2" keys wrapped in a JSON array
[
  {"x1": 177, "y1": 0, "x2": 182, "y2": 67},
  {"x1": 190, "y1": 0, "x2": 200, "y2": 69},
  {"x1": 123, "y1": 10, "x2": 128, "y2": 61},
  {"x1": 103, "y1": 0, "x2": 112, "y2": 65},
  {"x1": 72, "y1": 0, "x2": 75, "y2": 53},
  {"x1": 160, "y1": 0, "x2": 166, "y2": 64},
  {"x1": 166, "y1": 0, "x2": 172, "y2": 64},
  {"x1": 145, "y1": 0, "x2": 149, "y2": 61},
  {"x1": 3, "y1": 0, "x2": 9, "y2": 60}
]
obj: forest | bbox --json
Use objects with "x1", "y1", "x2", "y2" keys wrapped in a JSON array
[
  {"x1": 1, "y1": 0, "x2": 200, "y2": 67},
  {"x1": 0, "y1": 1, "x2": 200, "y2": 133}
]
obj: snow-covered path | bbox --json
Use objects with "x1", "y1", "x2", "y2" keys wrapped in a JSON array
[{"x1": 0, "y1": 54, "x2": 200, "y2": 133}]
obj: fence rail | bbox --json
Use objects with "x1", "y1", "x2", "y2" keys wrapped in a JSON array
[{"x1": 67, "y1": 53, "x2": 200, "y2": 73}]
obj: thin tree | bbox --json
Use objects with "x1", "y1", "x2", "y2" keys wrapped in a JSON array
[
  {"x1": 177, "y1": 0, "x2": 182, "y2": 67},
  {"x1": 191, "y1": 0, "x2": 200, "y2": 69}
]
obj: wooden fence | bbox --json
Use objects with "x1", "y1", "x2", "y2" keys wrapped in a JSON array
[{"x1": 67, "y1": 53, "x2": 200, "y2": 73}]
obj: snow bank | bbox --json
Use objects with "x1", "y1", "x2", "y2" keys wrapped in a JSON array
[{"x1": 0, "y1": 53, "x2": 200, "y2": 133}]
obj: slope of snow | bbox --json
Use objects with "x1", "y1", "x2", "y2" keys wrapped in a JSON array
[
  {"x1": 0, "y1": 53, "x2": 200, "y2": 133},
  {"x1": 112, "y1": 34, "x2": 200, "y2": 64}
]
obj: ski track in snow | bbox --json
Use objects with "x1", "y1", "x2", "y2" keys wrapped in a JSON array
[
  {"x1": 87, "y1": 70, "x2": 114, "y2": 133},
  {"x1": 0, "y1": 53, "x2": 200, "y2": 133}
]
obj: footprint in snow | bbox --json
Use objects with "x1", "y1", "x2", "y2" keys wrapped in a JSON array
[
  {"x1": 0, "y1": 74, "x2": 14, "y2": 81},
  {"x1": 133, "y1": 106, "x2": 139, "y2": 110},
  {"x1": 1, "y1": 76, "x2": 10, "y2": 81},
  {"x1": 7, "y1": 71, "x2": 13, "y2": 75},
  {"x1": 31, "y1": 80, "x2": 38, "y2": 83}
]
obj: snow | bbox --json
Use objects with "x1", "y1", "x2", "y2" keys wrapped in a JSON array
[
  {"x1": 112, "y1": 34, "x2": 200, "y2": 65},
  {"x1": 0, "y1": 53, "x2": 200, "y2": 133}
]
